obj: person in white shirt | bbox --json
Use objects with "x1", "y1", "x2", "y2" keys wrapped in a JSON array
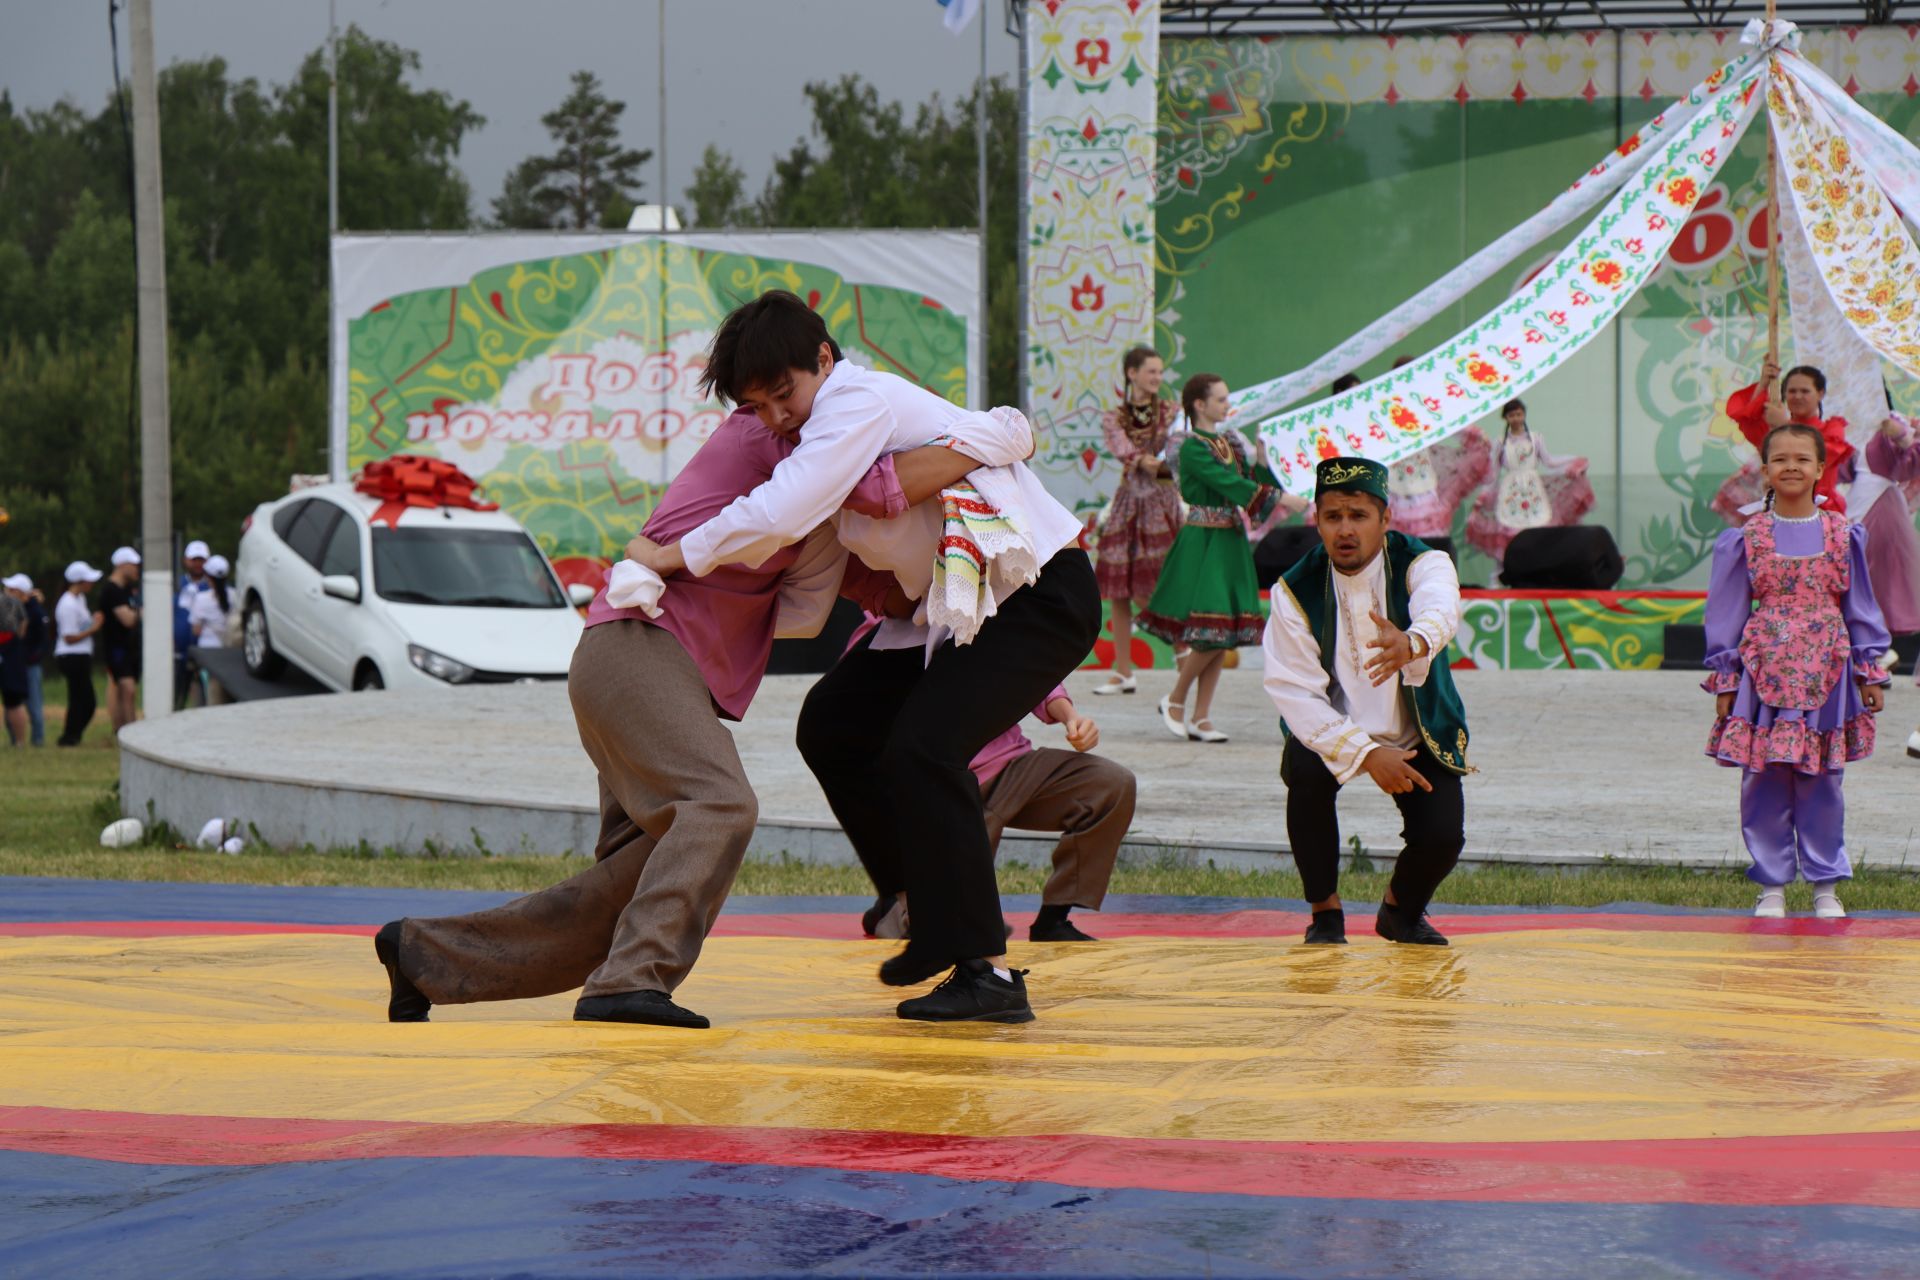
[
  {"x1": 623, "y1": 290, "x2": 1098, "y2": 1025},
  {"x1": 1262, "y1": 457, "x2": 1471, "y2": 947},
  {"x1": 53, "y1": 561, "x2": 104, "y2": 746},
  {"x1": 187, "y1": 555, "x2": 232, "y2": 649}
]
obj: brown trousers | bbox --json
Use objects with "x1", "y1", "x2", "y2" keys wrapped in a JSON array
[
  {"x1": 980, "y1": 747, "x2": 1134, "y2": 909},
  {"x1": 399, "y1": 621, "x2": 758, "y2": 1003}
]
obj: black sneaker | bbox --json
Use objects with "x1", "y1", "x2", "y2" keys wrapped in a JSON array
[
  {"x1": 1375, "y1": 903, "x2": 1449, "y2": 946},
  {"x1": 896, "y1": 960, "x2": 1035, "y2": 1023},
  {"x1": 1302, "y1": 908, "x2": 1347, "y2": 945},
  {"x1": 574, "y1": 990, "x2": 711, "y2": 1029},
  {"x1": 373, "y1": 920, "x2": 430, "y2": 1022},
  {"x1": 1029, "y1": 916, "x2": 1097, "y2": 942}
]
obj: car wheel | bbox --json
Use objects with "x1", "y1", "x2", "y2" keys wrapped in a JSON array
[
  {"x1": 242, "y1": 597, "x2": 286, "y2": 679},
  {"x1": 353, "y1": 664, "x2": 384, "y2": 692}
]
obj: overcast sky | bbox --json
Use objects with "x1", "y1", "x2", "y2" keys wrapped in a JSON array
[{"x1": 3, "y1": 0, "x2": 1022, "y2": 218}]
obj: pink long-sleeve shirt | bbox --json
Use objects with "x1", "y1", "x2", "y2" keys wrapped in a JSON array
[
  {"x1": 842, "y1": 610, "x2": 1069, "y2": 787},
  {"x1": 585, "y1": 411, "x2": 904, "y2": 720}
]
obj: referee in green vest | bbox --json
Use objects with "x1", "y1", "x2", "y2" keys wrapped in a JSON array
[{"x1": 1262, "y1": 456, "x2": 1471, "y2": 946}]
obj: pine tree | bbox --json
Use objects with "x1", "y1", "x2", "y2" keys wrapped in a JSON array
[{"x1": 496, "y1": 71, "x2": 652, "y2": 229}]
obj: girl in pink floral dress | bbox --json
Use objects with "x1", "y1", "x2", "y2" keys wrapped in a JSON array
[
  {"x1": 1093, "y1": 346, "x2": 1183, "y2": 694},
  {"x1": 1703, "y1": 423, "x2": 1891, "y2": 919}
]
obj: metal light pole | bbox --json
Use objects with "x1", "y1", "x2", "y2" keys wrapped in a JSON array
[
  {"x1": 129, "y1": 0, "x2": 173, "y2": 717},
  {"x1": 327, "y1": 0, "x2": 342, "y2": 481},
  {"x1": 976, "y1": 6, "x2": 990, "y2": 408}
]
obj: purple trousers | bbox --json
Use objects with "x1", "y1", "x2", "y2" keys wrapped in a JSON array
[{"x1": 1740, "y1": 765, "x2": 1849, "y2": 886}]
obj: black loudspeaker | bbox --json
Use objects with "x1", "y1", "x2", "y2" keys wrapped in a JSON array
[
  {"x1": 1418, "y1": 535, "x2": 1456, "y2": 563},
  {"x1": 1499, "y1": 526, "x2": 1624, "y2": 590},
  {"x1": 1253, "y1": 526, "x2": 1322, "y2": 589},
  {"x1": 766, "y1": 597, "x2": 866, "y2": 675}
]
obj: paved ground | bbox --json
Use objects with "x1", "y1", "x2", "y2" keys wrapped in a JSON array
[{"x1": 122, "y1": 666, "x2": 1920, "y2": 870}]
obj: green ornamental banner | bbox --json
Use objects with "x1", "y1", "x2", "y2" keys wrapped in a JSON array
[{"x1": 332, "y1": 232, "x2": 979, "y2": 591}]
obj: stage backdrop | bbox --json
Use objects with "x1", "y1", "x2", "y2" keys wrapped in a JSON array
[
  {"x1": 1151, "y1": 25, "x2": 1920, "y2": 589},
  {"x1": 331, "y1": 232, "x2": 980, "y2": 586}
]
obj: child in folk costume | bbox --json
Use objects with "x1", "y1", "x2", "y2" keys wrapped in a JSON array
[
  {"x1": 1093, "y1": 346, "x2": 1183, "y2": 695},
  {"x1": 1704, "y1": 423, "x2": 1891, "y2": 919},
  {"x1": 1465, "y1": 398, "x2": 1596, "y2": 573},
  {"x1": 1857, "y1": 407, "x2": 1920, "y2": 761},
  {"x1": 1138, "y1": 374, "x2": 1284, "y2": 744}
]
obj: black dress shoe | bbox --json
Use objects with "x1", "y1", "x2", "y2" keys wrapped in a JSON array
[
  {"x1": 1375, "y1": 903, "x2": 1449, "y2": 946},
  {"x1": 373, "y1": 920, "x2": 430, "y2": 1022},
  {"x1": 1302, "y1": 908, "x2": 1348, "y2": 945},
  {"x1": 574, "y1": 990, "x2": 710, "y2": 1029},
  {"x1": 879, "y1": 943, "x2": 952, "y2": 988},
  {"x1": 1029, "y1": 916, "x2": 1097, "y2": 942},
  {"x1": 896, "y1": 960, "x2": 1035, "y2": 1023}
]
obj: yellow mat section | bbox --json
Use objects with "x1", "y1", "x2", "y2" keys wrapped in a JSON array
[{"x1": 8, "y1": 931, "x2": 1920, "y2": 1144}]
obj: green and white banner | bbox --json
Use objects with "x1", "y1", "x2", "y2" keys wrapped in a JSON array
[{"x1": 331, "y1": 232, "x2": 980, "y2": 590}]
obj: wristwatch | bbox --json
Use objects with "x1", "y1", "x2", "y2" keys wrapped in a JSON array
[{"x1": 1408, "y1": 631, "x2": 1429, "y2": 660}]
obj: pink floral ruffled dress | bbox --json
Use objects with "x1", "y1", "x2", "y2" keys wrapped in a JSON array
[{"x1": 1703, "y1": 510, "x2": 1891, "y2": 774}]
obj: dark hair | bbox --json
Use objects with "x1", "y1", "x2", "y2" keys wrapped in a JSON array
[
  {"x1": 1762, "y1": 421, "x2": 1826, "y2": 465},
  {"x1": 1500, "y1": 398, "x2": 1527, "y2": 417},
  {"x1": 1182, "y1": 373, "x2": 1225, "y2": 424},
  {"x1": 1391, "y1": 355, "x2": 1415, "y2": 369},
  {"x1": 211, "y1": 575, "x2": 230, "y2": 615},
  {"x1": 1330, "y1": 373, "x2": 1362, "y2": 394},
  {"x1": 698, "y1": 290, "x2": 843, "y2": 405},
  {"x1": 1122, "y1": 345, "x2": 1161, "y2": 377},
  {"x1": 1781, "y1": 364, "x2": 1827, "y2": 397}
]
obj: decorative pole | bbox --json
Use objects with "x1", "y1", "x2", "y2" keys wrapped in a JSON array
[{"x1": 1764, "y1": 0, "x2": 1782, "y2": 402}]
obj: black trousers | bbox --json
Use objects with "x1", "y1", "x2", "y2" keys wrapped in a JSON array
[
  {"x1": 1282, "y1": 735, "x2": 1465, "y2": 918},
  {"x1": 797, "y1": 548, "x2": 1100, "y2": 964},
  {"x1": 56, "y1": 655, "x2": 95, "y2": 745}
]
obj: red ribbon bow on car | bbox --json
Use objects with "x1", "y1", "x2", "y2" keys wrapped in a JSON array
[{"x1": 355, "y1": 455, "x2": 498, "y2": 529}]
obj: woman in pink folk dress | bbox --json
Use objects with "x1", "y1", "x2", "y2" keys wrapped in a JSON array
[
  {"x1": 1704, "y1": 423, "x2": 1891, "y2": 919},
  {"x1": 1093, "y1": 345, "x2": 1183, "y2": 694},
  {"x1": 1465, "y1": 398, "x2": 1596, "y2": 574},
  {"x1": 1856, "y1": 409, "x2": 1920, "y2": 760}
]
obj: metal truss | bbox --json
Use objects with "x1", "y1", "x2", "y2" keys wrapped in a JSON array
[{"x1": 1000, "y1": 2, "x2": 1907, "y2": 36}]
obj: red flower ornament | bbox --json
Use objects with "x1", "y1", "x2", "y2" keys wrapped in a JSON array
[{"x1": 1070, "y1": 274, "x2": 1105, "y2": 312}]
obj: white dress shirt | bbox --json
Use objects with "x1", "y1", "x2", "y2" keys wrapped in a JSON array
[
  {"x1": 1262, "y1": 547, "x2": 1462, "y2": 784},
  {"x1": 678, "y1": 359, "x2": 1081, "y2": 650},
  {"x1": 54, "y1": 592, "x2": 96, "y2": 657}
]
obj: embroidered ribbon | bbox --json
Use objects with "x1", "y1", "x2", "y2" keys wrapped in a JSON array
[
  {"x1": 356, "y1": 455, "x2": 498, "y2": 529},
  {"x1": 927, "y1": 481, "x2": 1038, "y2": 647}
]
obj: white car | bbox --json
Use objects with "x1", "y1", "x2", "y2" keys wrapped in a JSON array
[{"x1": 234, "y1": 482, "x2": 592, "y2": 691}]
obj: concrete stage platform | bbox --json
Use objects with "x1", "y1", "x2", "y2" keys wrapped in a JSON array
[{"x1": 119, "y1": 669, "x2": 1920, "y2": 872}]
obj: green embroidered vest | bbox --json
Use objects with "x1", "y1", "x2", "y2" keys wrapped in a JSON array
[{"x1": 1276, "y1": 532, "x2": 1473, "y2": 776}]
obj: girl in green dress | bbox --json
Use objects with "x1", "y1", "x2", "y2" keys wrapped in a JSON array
[{"x1": 1138, "y1": 374, "x2": 1282, "y2": 743}]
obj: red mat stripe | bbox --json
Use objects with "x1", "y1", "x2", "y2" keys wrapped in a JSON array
[
  {"x1": 6, "y1": 913, "x2": 1920, "y2": 940},
  {"x1": 3, "y1": 1107, "x2": 1918, "y2": 1206}
]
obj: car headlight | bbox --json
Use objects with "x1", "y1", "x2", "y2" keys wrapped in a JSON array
[{"x1": 407, "y1": 644, "x2": 475, "y2": 684}]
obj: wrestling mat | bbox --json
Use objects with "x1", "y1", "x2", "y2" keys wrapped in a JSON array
[{"x1": 6, "y1": 877, "x2": 1920, "y2": 1278}]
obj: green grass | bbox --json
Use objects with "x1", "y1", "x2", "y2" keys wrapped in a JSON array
[{"x1": 8, "y1": 681, "x2": 1920, "y2": 912}]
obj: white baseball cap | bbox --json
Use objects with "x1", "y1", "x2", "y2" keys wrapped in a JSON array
[
  {"x1": 2, "y1": 573, "x2": 30, "y2": 592},
  {"x1": 184, "y1": 540, "x2": 211, "y2": 561},
  {"x1": 65, "y1": 561, "x2": 103, "y2": 584},
  {"x1": 110, "y1": 546, "x2": 141, "y2": 566},
  {"x1": 204, "y1": 555, "x2": 230, "y2": 578}
]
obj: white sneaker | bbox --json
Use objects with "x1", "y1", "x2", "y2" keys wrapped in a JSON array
[
  {"x1": 1092, "y1": 674, "x2": 1136, "y2": 696},
  {"x1": 1907, "y1": 727, "x2": 1920, "y2": 760},
  {"x1": 1158, "y1": 695, "x2": 1188, "y2": 740},
  {"x1": 1188, "y1": 719, "x2": 1230, "y2": 744},
  {"x1": 1754, "y1": 887, "x2": 1787, "y2": 919},
  {"x1": 1812, "y1": 883, "x2": 1847, "y2": 919}
]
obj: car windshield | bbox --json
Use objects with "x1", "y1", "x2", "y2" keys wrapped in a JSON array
[{"x1": 370, "y1": 527, "x2": 567, "y2": 609}]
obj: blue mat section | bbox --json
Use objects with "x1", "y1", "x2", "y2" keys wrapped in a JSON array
[
  {"x1": 6, "y1": 1150, "x2": 1919, "y2": 1280},
  {"x1": 8, "y1": 876, "x2": 1917, "y2": 926}
]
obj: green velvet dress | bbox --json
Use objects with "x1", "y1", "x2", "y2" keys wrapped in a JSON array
[{"x1": 1137, "y1": 428, "x2": 1281, "y2": 650}]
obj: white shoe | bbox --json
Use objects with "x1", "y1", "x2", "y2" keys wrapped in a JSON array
[
  {"x1": 1092, "y1": 674, "x2": 1136, "y2": 696},
  {"x1": 1907, "y1": 728, "x2": 1920, "y2": 760},
  {"x1": 1158, "y1": 696, "x2": 1188, "y2": 740},
  {"x1": 1188, "y1": 719, "x2": 1230, "y2": 744},
  {"x1": 1812, "y1": 883, "x2": 1847, "y2": 919},
  {"x1": 1754, "y1": 887, "x2": 1787, "y2": 919}
]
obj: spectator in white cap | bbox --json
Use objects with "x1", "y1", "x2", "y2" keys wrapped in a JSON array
[
  {"x1": 2, "y1": 573, "x2": 50, "y2": 747},
  {"x1": 175, "y1": 539, "x2": 212, "y2": 710},
  {"x1": 54, "y1": 562, "x2": 104, "y2": 746},
  {"x1": 100, "y1": 546, "x2": 143, "y2": 737},
  {"x1": 183, "y1": 555, "x2": 234, "y2": 706}
]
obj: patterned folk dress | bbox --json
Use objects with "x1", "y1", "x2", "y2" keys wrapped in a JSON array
[
  {"x1": 1138, "y1": 428, "x2": 1281, "y2": 651},
  {"x1": 1094, "y1": 398, "x2": 1184, "y2": 602}
]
